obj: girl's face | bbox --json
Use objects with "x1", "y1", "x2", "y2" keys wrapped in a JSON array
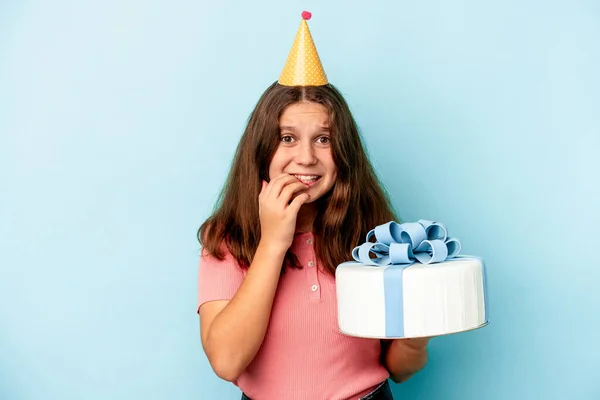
[{"x1": 268, "y1": 101, "x2": 337, "y2": 203}]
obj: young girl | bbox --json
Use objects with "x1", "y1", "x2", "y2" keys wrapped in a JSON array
[{"x1": 196, "y1": 12, "x2": 430, "y2": 400}]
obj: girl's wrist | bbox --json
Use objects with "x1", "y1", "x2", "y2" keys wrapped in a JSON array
[{"x1": 257, "y1": 239, "x2": 289, "y2": 258}]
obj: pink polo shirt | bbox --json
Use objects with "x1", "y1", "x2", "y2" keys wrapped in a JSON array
[{"x1": 197, "y1": 231, "x2": 389, "y2": 400}]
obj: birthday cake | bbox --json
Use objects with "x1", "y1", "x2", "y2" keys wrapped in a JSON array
[{"x1": 335, "y1": 220, "x2": 489, "y2": 339}]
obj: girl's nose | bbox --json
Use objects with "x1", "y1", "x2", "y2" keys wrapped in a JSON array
[{"x1": 295, "y1": 142, "x2": 317, "y2": 165}]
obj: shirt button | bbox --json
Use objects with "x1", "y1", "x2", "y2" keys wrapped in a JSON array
[
  {"x1": 311, "y1": 284, "x2": 318, "y2": 292},
  {"x1": 306, "y1": 238, "x2": 313, "y2": 245},
  {"x1": 308, "y1": 261, "x2": 315, "y2": 267}
]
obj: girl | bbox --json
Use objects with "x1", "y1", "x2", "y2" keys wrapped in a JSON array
[{"x1": 196, "y1": 13, "x2": 430, "y2": 400}]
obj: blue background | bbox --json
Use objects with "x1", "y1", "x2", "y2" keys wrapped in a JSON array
[{"x1": 1, "y1": 0, "x2": 599, "y2": 399}]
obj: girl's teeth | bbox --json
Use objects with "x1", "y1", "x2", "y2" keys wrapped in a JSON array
[{"x1": 296, "y1": 175, "x2": 319, "y2": 183}]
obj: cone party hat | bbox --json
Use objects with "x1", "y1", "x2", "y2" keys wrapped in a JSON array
[{"x1": 278, "y1": 11, "x2": 328, "y2": 86}]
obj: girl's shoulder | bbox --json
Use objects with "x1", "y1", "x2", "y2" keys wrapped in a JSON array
[
  {"x1": 201, "y1": 240, "x2": 234, "y2": 262},
  {"x1": 199, "y1": 243, "x2": 248, "y2": 280}
]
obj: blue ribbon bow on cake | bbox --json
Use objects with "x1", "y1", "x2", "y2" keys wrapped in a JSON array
[{"x1": 352, "y1": 219, "x2": 462, "y2": 266}]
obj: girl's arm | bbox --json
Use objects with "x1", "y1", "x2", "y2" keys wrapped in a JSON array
[
  {"x1": 199, "y1": 242, "x2": 286, "y2": 382},
  {"x1": 199, "y1": 175, "x2": 311, "y2": 382},
  {"x1": 381, "y1": 338, "x2": 430, "y2": 383}
]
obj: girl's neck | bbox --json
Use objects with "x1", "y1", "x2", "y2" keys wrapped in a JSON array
[{"x1": 296, "y1": 202, "x2": 317, "y2": 233}]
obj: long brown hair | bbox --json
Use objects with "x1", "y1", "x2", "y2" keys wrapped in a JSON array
[{"x1": 197, "y1": 81, "x2": 399, "y2": 275}]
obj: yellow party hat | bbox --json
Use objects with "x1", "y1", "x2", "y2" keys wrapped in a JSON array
[{"x1": 278, "y1": 11, "x2": 328, "y2": 86}]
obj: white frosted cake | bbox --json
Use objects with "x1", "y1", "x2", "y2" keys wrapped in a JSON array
[{"x1": 335, "y1": 220, "x2": 489, "y2": 339}]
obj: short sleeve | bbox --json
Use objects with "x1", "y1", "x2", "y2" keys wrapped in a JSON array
[{"x1": 196, "y1": 247, "x2": 246, "y2": 313}]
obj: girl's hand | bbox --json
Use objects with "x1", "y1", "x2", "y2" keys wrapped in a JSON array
[
  {"x1": 258, "y1": 174, "x2": 311, "y2": 253},
  {"x1": 383, "y1": 337, "x2": 432, "y2": 383}
]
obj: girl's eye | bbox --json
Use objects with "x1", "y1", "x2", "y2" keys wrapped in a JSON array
[
  {"x1": 281, "y1": 135, "x2": 294, "y2": 143},
  {"x1": 317, "y1": 136, "x2": 331, "y2": 144}
]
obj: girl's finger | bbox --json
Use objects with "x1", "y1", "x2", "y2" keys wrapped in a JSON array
[
  {"x1": 269, "y1": 174, "x2": 299, "y2": 198},
  {"x1": 279, "y1": 181, "x2": 309, "y2": 205},
  {"x1": 287, "y1": 192, "x2": 311, "y2": 214}
]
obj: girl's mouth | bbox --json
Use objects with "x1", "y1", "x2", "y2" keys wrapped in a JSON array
[{"x1": 294, "y1": 174, "x2": 322, "y2": 187}]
